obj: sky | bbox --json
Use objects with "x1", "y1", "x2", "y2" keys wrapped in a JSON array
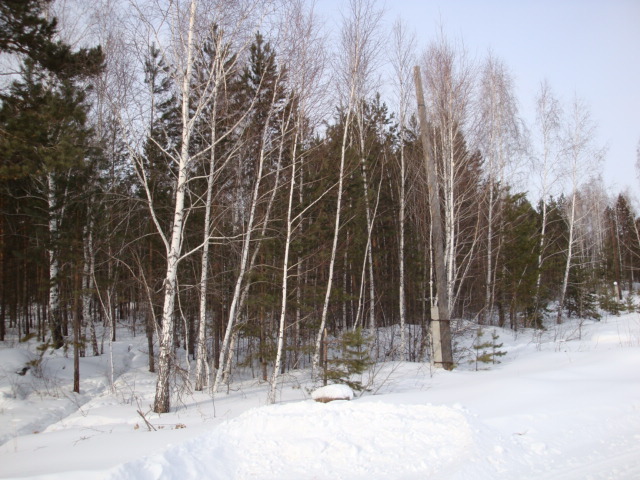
[{"x1": 317, "y1": 0, "x2": 640, "y2": 201}]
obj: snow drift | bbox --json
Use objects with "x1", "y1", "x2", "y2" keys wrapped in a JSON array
[
  {"x1": 110, "y1": 401, "x2": 515, "y2": 480},
  {"x1": 2, "y1": 314, "x2": 640, "y2": 480}
]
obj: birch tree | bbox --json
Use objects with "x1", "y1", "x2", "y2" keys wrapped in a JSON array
[
  {"x1": 556, "y1": 96, "x2": 602, "y2": 324},
  {"x1": 420, "y1": 33, "x2": 478, "y2": 316},
  {"x1": 268, "y1": 0, "x2": 325, "y2": 402},
  {"x1": 390, "y1": 18, "x2": 416, "y2": 360},
  {"x1": 476, "y1": 53, "x2": 522, "y2": 324},
  {"x1": 213, "y1": 30, "x2": 290, "y2": 392},
  {"x1": 193, "y1": 27, "x2": 227, "y2": 392},
  {"x1": 351, "y1": 4, "x2": 383, "y2": 331},
  {"x1": 531, "y1": 80, "x2": 561, "y2": 324},
  {"x1": 153, "y1": 0, "x2": 198, "y2": 414},
  {"x1": 311, "y1": 0, "x2": 382, "y2": 377},
  {"x1": 192, "y1": 16, "x2": 249, "y2": 391}
]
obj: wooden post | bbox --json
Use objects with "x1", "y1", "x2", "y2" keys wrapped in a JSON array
[{"x1": 413, "y1": 66, "x2": 453, "y2": 370}]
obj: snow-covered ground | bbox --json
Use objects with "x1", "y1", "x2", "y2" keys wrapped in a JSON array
[{"x1": 1, "y1": 312, "x2": 639, "y2": 479}]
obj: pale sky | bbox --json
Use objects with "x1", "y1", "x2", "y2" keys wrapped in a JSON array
[{"x1": 317, "y1": 0, "x2": 640, "y2": 200}]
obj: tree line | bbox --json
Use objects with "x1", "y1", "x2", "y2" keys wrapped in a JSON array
[{"x1": 1, "y1": 0, "x2": 639, "y2": 411}]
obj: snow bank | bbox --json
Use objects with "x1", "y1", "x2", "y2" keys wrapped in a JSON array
[
  {"x1": 311, "y1": 383, "x2": 353, "y2": 402},
  {"x1": 110, "y1": 401, "x2": 506, "y2": 480},
  {"x1": 4, "y1": 314, "x2": 640, "y2": 480}
]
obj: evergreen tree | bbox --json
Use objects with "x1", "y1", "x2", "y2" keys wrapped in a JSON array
[
  {"x1": 565, "y1": 264, "x2": 600, "y2": 319},
  {"x1": 0, "y1": 4, "x2": 104, "y2": 348},
  {"x1": 326, "y1": 328, "x2": 373, "y2": 391},
  {"x1": 142, "y1": 44, "x2": 181, "y2": 230},
  {"x1": 0, "y1": 0, "x2": 56, "y2": 61},
  {"x1": 613, "y1": 194, "x2": 639, "y2": 291},
  {"x1": 494, "y1": 192, "x2": 540, "y2": 329},
  {"x1": 471, "y1": 327, "x2": 506, "y2": 370}
]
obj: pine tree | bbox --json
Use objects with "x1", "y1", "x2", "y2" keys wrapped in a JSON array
[
  {"x1": 494, "y1": 192, "x2": 540, "y2": 329},
  {"x1": 613, "y1": 194, "x2": 639, "y2": 292},
  {"x1": 326, "y1": 328, "x2": 373, "y2": 391},
  {"x1": 0, "y1": 0, "x2": 56, "y2": 61},
  {"x1": 471, "y1": 327, "x2": 506, "y2": 370},
  {"x1": 1, "y1": 43, "x2": 103, "y2": 348}
]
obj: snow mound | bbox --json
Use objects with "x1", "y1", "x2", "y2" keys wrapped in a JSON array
[
  {"x1": 311, "y1": 383, "x2": 354, "y2": 402},
  {"x1": 110, "y1": 401, "x2": 505, "y2": 480}
]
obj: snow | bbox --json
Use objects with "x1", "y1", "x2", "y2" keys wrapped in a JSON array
[
  {"x1": 311, "y1": 384, "x2": 354, "y2": 401},
  {"x1": 1, "y1": 313, "x2": 640, "y2": 479}
]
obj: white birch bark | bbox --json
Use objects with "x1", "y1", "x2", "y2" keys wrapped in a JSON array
[
  {"x1": 391, "y1": 20, "x2": 415, "y2": 360},
  {"x1": 477, "y1": 55, "x2": 521, "y2": 324},
  {"x1": 217, "y1": 126, "x2": 284, "y2": 389},
  {"x1": 357, "y1": 122, "x2": 377, "y2": 330},
  {"x1": 46, "y1": 172, "x2": 65, "y2": 349},
  {"x1": 195, "y1": 30, "x2": 228, "y2": 391},
  {"x1": 312, "y1": 105, "x2": 352, "y2": 376},
  {"x1": 269, "y1": 130, "x2": 298, "y2": 404},
  {"x1": 446, "y1": 129, "x2": 456, "y2": 315},
  {"x1": 311, "y1": 0, "x2": 382, "y2": 378},
  {"x1": 556, "y1": 97, "x2": 601, "y2": 324},
  {"x1": 82, "y1": 221, "x2": 99, "y2": 356},
  {"x1": 153, "y1": 0, "x2": 198, "y2": 414},
  {"x1": 557, "y1": 194, "x2": 576, "y2": 324},
  {"x1": 212, "y1": 68, "x2": 284, "y2": 393},
  {"x1": 421, "y1": 35, "x2": 479, "y2": 318},
  {"x1": 532, "y1": 80, "x2": 561, "y2": 321},
  {"x1": 396, "y1": 72, "x2": 408, "y2": 361},
  {"x1": 194, "y1": 116, "x2": 215, "y2": 390}
]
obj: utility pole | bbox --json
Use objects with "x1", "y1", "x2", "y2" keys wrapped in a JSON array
[{"x1": 413, "y1": 66, "x2": 454, "y2": 370}]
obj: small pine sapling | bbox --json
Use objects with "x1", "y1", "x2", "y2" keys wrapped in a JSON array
[
  {"x1": 598, "y1": 293, "x2": 623, "y2": 316},
  {"x1": 471, "y1": 327, "x2": 493, "y2": 371},
  {"x1": 624, "y1": 294, "x2": 637, "y2": 313},
  {"x1": 471, "y1": 328, "x2": 506, "y2": 371},
  {"x1": 490, "y1": 330, "x2": 507, "y2": 365},
  {"x1": 325, "y1": 328, "x2": 373, "y2": 392}
]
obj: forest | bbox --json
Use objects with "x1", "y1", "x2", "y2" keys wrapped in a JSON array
[{"x1": 1, "y1": 0, "x2": 639, "y2": 414}]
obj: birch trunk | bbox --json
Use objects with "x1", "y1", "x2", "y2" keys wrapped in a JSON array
[
  {"x1": 216, "y1": 135, "x2": 284, "y2": 390},
  {"x1": 445, "y1": 129, "x2": 456, "y2": 314},
  {"x1": 294, "y1": 163, "x2": 304, "y2": 367},
  {"x1": 484, "y1": 185, "x2": 495, "y2": 324},
  {"x1": 269, "y1": 131, "x2": 298, "y2": 403},
  {"x1": 398, "y1": 132, "x2": 407, "y2": 360},
  {"x1": 556, "y1": 96, "x2": 600, "y2": 324},
  {"x1": 311, "y1": 0, "x2": 382, "y2": 376},
  {"x1": 478, "y1": 55, "x2": 520, "y2": 325},
  {"x1": 153, "y1": 0, "x2": 197, "y2": 414},
  {"x1": 360, "y1": 153, "x2": 376, "y2": 330},
  {"x1": 195, "y1": 57, "x2": 224, "y2": 391},
  {"x1": 47, "y1": 173, "x2": 63, "y2": 349},
  {"x1": 532, "y1": 81, "x2": 560, "y2": 324},
  {"x1": 194, "y1": 121, "x2": 215, "y2": 391},
  {"x1": 533, "y1": 195, "x2": 548, "y2": 322},
  {"x1": 212, "y1": 71, "x2": 283, "y2": 393},
  {"x1": 311, "y1": 101, "x2": 352, "y2": 376},
  {"x1": 82, "y1": 221, "x2": 99, "y2": 356},
  {"x1": 354, "y1": 111, "x2": 376, "y2": 329},
  {"x1": 391, "y1": 20, "x2": 414, "y2": 361},
  {"x1": 557, "y1": 196, "x2": 575, "y2": 324}
]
